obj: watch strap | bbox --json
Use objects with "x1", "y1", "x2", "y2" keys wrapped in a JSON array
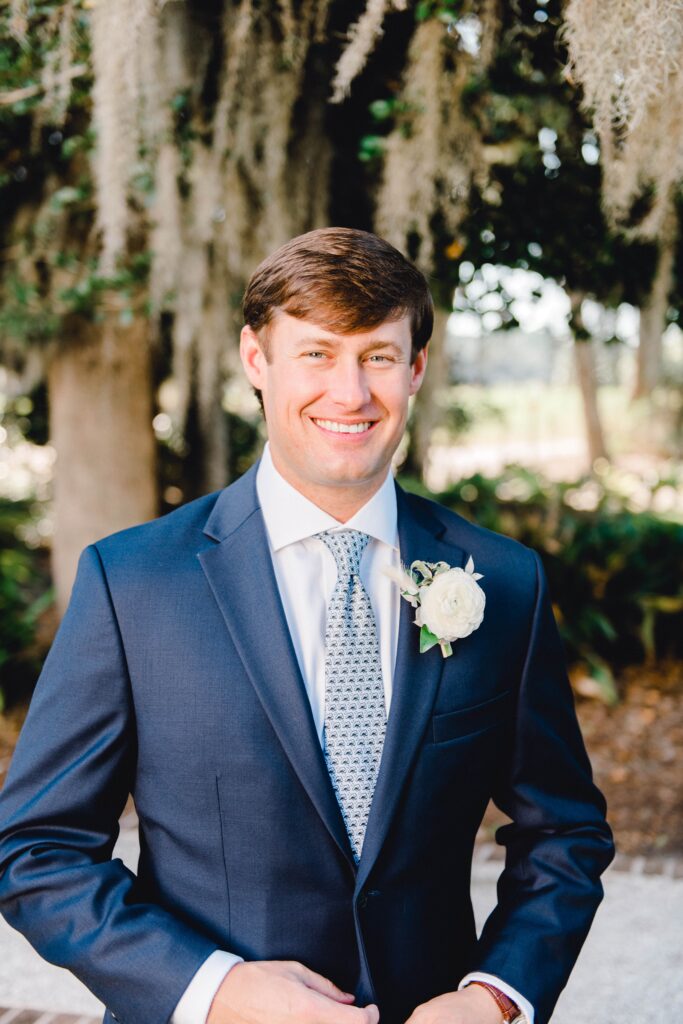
[{"x1": 466, "y1": 980, "x2": 523, "y2": 1022}]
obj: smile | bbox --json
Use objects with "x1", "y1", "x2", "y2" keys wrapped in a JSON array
[{"x1": 312, "y1": 418, "x2": 376, "y2": 434}]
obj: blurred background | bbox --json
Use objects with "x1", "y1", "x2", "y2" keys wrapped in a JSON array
[{"x1": 0, "y1": 0, "x2": 682, "y2": 978}]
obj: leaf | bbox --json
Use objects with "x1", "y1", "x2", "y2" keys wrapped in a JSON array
[
  {"x1": 591, "y1": 664, "x2": 618, "y2": 705},
  {"x1": 415, "y1": 0, "x2": 433, "y2": 21},
  {"x1": 411, "y1": 560, "x2": 434, "y2": 580},
  {"x1": 419, "y1": 625, "x2": 440, "y2": 653}
]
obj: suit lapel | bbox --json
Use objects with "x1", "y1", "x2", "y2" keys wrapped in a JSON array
[
  {"x1": 197, "y1": 463, "x2": 356, "y2": 871},
  {"x1": 355, "y1": 482, "x2": 467, "y2": 894},
  {"x1": 198, "y1": 465, "x2": 468, "y2": 888}
]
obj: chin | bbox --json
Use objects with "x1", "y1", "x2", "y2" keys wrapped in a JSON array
[{"x1": 325, "y1": 467, "x2": 383, "y2": 489}]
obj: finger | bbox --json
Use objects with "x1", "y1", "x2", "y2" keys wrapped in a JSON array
[
  {"x1": 306, "y1": 990, "x2": 380, "y2": 1023},
  {"x1": 289, "y1": 962, "x2": 356, "y2": 1003}
]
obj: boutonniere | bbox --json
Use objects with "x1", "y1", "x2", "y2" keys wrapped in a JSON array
[{"x1": 384, "y1": 555, "x2": 485, "y2": 658}]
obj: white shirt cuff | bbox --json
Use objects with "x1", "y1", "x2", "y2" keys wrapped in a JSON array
[
  {"x1": 459, "y1": 971, "x2": 534, "y2": 1024},
  {"x1": 171, "y1": 949, "x2": 245, "y2": 1024}
]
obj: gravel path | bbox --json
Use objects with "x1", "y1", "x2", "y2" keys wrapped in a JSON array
[{"x1": 0, "y1": 827, "x2": 680, "y2": 1022}]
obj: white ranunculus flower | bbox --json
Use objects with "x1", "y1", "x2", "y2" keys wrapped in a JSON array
[{"x1": 415, "y1": 566, "x2": 485, "y2": 642}]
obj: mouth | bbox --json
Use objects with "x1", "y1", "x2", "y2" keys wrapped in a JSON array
[{"x1": 311, "y1": 417, "x2": 378, "y2": 437}]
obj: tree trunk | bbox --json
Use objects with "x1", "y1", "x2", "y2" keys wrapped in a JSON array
[
  {"x1": 403, "y1": 305, "x2": 451, "y2": 482},
  {"x1": 47, "y1": 317, "x2": 158, "y2": 615},
  {"x1": 569, "y1": 291, "x2": 609, "y2": 467},
  {"x1": 634, "y1": 199, "x2": 677, "y2": 400}
]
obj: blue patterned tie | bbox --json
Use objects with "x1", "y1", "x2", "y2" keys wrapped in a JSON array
[{"x1": 317, "y1": 529, "x2": 387, "y2": 863}]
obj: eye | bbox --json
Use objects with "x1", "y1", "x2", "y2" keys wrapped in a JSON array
[
  {"x1": 304, "y1": 351, "x2": 327, "y2": 359},
  {"x1": 368, "y1": 353, "x2": 391, "y2": 363}
]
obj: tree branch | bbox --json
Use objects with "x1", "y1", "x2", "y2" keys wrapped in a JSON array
[{"x1": 0, "y1": 63, "x2": 89, "y2": 106}]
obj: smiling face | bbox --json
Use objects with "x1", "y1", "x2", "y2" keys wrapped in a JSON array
[{"x1": 240, "y1": 310, "x2": 428, "y2": 520}]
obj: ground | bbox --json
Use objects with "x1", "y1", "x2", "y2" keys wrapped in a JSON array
[{"x1": 575, "y1": 659, "x2": 683, "y2": 857}]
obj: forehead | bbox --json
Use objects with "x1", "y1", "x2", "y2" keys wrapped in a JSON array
[{"x1": 266, "y1": 310, "x2": 412, "y2": 348}]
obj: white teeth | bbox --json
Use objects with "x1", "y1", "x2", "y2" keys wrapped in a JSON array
[{"x1": 314, "y1": 419, "x2": 373, "y2": 433}]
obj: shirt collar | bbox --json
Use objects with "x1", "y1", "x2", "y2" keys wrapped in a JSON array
[{"x1": 256, "y1": 441, "x2": 398, "y2": 552}]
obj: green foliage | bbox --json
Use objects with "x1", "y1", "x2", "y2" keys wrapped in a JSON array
[
  {"x1": 0, "y1": 499, "x2": 53, "y2": 711},
  {"x1": 358, "y1": 134, "x2": 385, "y2": 163},
  {"x1": 0, "y1": 273, "x2": 60, "y2": 342},
  {"x1": 457, "y1": 0, "x2": 660, "y2": 305},
  {"x1": 399, "y1": 465, "x2": 683, "y2": 701},
  {"x1": 227, "y1": 410, "x2": 264, "y2": 482},
  {"x1": 415, "y1": 0, "x2": 463, "y2": 23},
  {"x1": 0, "y1": 249, "x2": 152, "y2": 349},
  {"x1": 0, "y1": 2, "x2": 155, "y2": 356},
  {"x1": 359, "y1": 97, "x2": 418, "y2": 164},
  {"x1": 57, "y1": 251, "x2": 151, "y2": 322}
]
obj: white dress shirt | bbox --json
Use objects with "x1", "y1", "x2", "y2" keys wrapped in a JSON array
[{"x1": 171, "y1": 442, "x2": 533, "y2": 1024}]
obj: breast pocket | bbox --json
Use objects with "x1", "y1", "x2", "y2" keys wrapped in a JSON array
[{"x1": 431, "y1": 688, "x2": 513, "y2": 744}]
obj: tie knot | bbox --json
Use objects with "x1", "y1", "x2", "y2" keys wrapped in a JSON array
[{"x1": 317, "y1": 529, "x2": 370, "y2": 578}]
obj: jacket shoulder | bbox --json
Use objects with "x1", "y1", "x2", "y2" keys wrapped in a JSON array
[
  {"x1": 401, "y1": 487, "x2": 539, "y2": 580},
  {"x1": 89, "y1": 488, "x2": 224, "y2": 568}
]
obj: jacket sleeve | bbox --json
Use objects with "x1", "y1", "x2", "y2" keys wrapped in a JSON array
[
  {"x1": 0, "y1": 544, "x2": 219, "y2": 1024},
  {"x1": 469, "y1": 547, "x2": 615, "y2": 1024}
]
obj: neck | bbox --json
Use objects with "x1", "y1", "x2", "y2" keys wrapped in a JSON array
[{"x1": 268, "y1": 451, "x2": 387, "y2": 522}]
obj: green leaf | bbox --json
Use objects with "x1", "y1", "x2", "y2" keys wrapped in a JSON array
[
  {"x1": 358, "y1": 134, "x2": 385, "y2": 162},
  {"x1": 587, "y1": 660, "x2": 619, "y2": 706},
  {"x1": 50, "y1": 186, "x2": 84, "y2": 209},
  {"x1": 369, "y1": 99, "x2": 394, "y2": 122},
  {"x1": 419, "y1": 625, "x2": 440, "y2": 653}
]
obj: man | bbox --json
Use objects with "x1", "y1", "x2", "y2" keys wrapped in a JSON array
[{"x1": 0, "y1": 228, "x2": 614, "y2": 1024}]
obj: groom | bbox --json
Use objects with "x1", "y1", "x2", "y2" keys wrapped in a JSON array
[{"x1": 0, "y1": 228, "x2": 614, "y2": 1024}]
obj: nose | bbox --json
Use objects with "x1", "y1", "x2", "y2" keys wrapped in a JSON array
[{"x1": 328, "y1": 356, "x2": 372, "y2": 410}]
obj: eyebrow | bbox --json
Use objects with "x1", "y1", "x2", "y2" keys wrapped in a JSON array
[{"x1": 294, "y1": 337, "x2": 405, "y2": 355}]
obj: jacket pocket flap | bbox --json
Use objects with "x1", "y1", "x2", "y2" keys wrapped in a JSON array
[{"x1": 432, "y1": 688, "x2": 513, "y2": 743}]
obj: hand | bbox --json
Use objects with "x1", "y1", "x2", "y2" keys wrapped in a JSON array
[
  {"x1": 403, "y1": 985, "x2": 504, "y2": 1024},
  {"x1": 206, "y1": 959, "x2": 380, "y2": 1024}
]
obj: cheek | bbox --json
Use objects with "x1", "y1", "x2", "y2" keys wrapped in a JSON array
[
  {"x1": 378, "y1": 377, "x2": 411, "y2": 419},
  {"x1": 267, "y1": 371, "x2": 313, "y2": 411}
]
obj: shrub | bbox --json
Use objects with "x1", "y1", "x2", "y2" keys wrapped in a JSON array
[{"x1": 0, "y1": 498, "x2": 53, "y2": 710}]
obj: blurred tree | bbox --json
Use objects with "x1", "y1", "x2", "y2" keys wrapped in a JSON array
[
  {"x1": 445, "y1": 0, "x2": 658, "y2": 466},
  {"x1": 563, "y1": 0, "x2": 683, "y2": 399},
  {"x1": 0, "y1": 0, "x2": 676, "y2": 616},
  {"x1": 0, "y1": 0, "x2": 500, "y2": 611},
  {"x1": 352, "y1": 0, "x2": 662, "y2": 475},
  {"x1": 1, "y1": 2, "x2": 157, "y2": 611}
]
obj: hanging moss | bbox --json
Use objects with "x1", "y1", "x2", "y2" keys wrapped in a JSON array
[
  {"x1": 562, "y1": 0, "x2": 683, "y2": 238},
  {"x1": 374, "y1": 1, "x2": 499, "y2": 272}
]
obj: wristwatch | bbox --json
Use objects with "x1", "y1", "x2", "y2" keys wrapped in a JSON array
[{"x1": 466, "y1": 980, "x2": 526, "y2": 1023}]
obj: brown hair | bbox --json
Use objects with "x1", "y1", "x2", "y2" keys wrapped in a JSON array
[{"x1": 242, "y1": 227, "x2": 434, "y2": 370}]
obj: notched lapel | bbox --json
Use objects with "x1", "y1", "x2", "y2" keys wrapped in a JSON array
[
  {"x1": 356, "y1": 484, "x2": 467, "y2": 891},
  {"x1": 197, "y1": 465, "x2": 355, "y2": 870}
]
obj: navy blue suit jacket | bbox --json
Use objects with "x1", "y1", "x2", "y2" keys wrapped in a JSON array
[{"x1": 0, "y1": 461, "x2": 614, "y2": 1024}]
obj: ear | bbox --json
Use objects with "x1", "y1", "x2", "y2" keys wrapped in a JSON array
[
  {"x1": 239, "y1": 324, "x2": 267, "y2": 390},
  {"x1": 408, "y1": 342, "x2": 428, "y2": 396}
]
